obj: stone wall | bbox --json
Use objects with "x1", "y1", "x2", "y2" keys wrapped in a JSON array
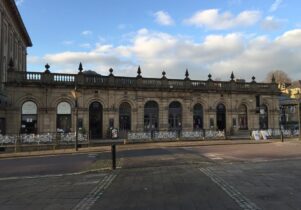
[{"x1": 5, "y1": 84, "x2": 280, "y2": 137}]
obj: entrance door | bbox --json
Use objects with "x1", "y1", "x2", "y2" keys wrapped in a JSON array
[
  {"x1": 216, "y1": 103, "x2": 226, "y2": 130},
  {"x1": 0, "y1": 118, "x2": 5, "y2": 135},
  {"x1": 89, "y1": 102, "x2": 103, "y2": 139}
]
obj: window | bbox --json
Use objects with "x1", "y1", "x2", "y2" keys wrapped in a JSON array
[
  {"x1": 57, "y1": 102, "x2": 71, "y2": 133},
  {"x1": 21, "y1": 101, "x2": 37, "y2": 134},
  {"x1": 238, "y1": 104, "x2": 248, "y2": 129},
  {"x1": 119, "y1": 102, "x2": 131, "y2": 131},
  {"x1": 193, "y1": 104, "x2": 203, "y2": 130},
  {"x1": 144, "y1": 101, "x2": 159, "y2": 131},
  {"x1": 259, "y1": 105, "x2": 268, "y2": 129},
  {"x1": 168, "y1": 101, "x2": 182, "y2": 130}
]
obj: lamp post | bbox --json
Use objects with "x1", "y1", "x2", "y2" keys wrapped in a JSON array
[
  {"x1": 71, "y1": 86, "x2": 81, "y2": 151},
  {"x1": 296, "y1": 91, "x2": 301, "y2": 141}
]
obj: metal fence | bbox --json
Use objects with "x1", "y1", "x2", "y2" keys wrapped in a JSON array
[
  {"x1": 251, "y1": 129, "x2": 300, "y2": 140},
  {"x1": 127, "y1": 130, "x2": 225, "y2": 141},
  {"x1": 0, "y1": 132, "x2": 88, "y2": 146}
]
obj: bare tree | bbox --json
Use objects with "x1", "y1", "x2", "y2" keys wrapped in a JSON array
[{"x1": 265, "y1": 70, "x2": 292, "y2": 84}]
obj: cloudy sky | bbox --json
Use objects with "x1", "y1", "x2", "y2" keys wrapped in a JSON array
[{"x1": 17, "y1": 0, "x2": 301, "y2": 81}]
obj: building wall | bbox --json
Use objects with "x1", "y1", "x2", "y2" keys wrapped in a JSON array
[
  {"x1": 0, "y1": 0, "x2": 28, "y2": 85},
  {"x1": 5, "y1": 85, "x2": 280, "y2": 136}
]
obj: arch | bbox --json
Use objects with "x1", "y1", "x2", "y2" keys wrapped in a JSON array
[
  {"x1": 56, "y1": 101, "x2": 72, "y2": 133},
  {"x1": 119, "y1": 102, "x2": 131, "y2": 131},
  {"x1": 57, "y1": 102, "x2": 71, "y2": 114},
  {"x1": 193, "y1": 103, "x2": 203, "y2": 130},
  {"x1": 259, "y1": 104, "x2": 268, "y2": 129},
  {"x1": 21, "y1": 101, "x2": 38, "y2": 134},
  {"x1": 89, "y1": 101, "x2": 103, "y2": 139},
  {"x1": 168, "y1": 101, "x2": 182, "y2": 130},
  {"x1": 216, "y1": 103, "x2": 226, "y2": 130},
  {"x1": 22, "y1": 101, "x2": 37, "y2": 114},
  {"x1": 84, "y1": 97, "x2": 106, "y2": 110},
  {"x1": 144, "y1": 100, "x2": 159, "y2": 131},
  {"x1": 117, "y1": 98, "x2": 137, "y2": 111},
  {"x1": 16, "y1": 95, "x2": 42, "y2": 109},
  {"x1": 52, "y1": 97, "x2": 74, "y2": 108},
  {"x1": 238, "y1": 104, "x2": 248, "y2": 130}
]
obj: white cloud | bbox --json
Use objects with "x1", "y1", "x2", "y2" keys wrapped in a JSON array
[
  {"x1": 81, "y1": 30, "x2": 93, "y2": 36},
  {"x1": 269, "y1": 0, "x2": 283, "y2": 12},
  {"x1": 15, "y1": 0, "x2": 24, "y2": 6},
  {"x1": 261, "y1": 16, "x2": 283, "y2": 31},
  {"x1": 153, "y1": 11, "x2": 174, "y2": 26},
  {"x1": 184, "y1": 9, "x2": 261, "y2": 30},
  {"x1": 79, "y1": 43, "x2": 92, "y2": 48},
  {"x1": 29, "y1": 28, "x2": 301, "y2": 81}
]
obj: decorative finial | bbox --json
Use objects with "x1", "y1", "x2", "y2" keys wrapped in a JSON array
[
  {"x1": 137, "y1": 66, "x2": 142, "y2": 78},
  {"x1": 109, "y1": 68, "x2": 114, "y2": 76},
  {"x1": 230, "y1": 71, "x2": 235, "y2": 81},
  {"x1": 78, "y1": 62, "x2": 83, "y2": 73},
  {"x1": 271, "y1": 74, "x2": 276, "y2": 83},
  {"x1": 208, "y1": 73, "x2": 212, "y2": 81},
  {"x1": 185, "y1": 69, "x2": 190, "y2": 80},
  {"x1": 162, "y1": 70, "x2": 166, "y2": 79},
  {"x1": 252, "y1": 76, "x2": 256, "y2": 83},
  {"x1": 44, "y1": 63, "x2": 50, "y2": 73}
]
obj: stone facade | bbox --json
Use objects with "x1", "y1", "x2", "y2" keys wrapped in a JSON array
[
  {"x1": 0, "y1": 0, "x2": 32, "y2": 83},
  {"x1": 0, "y1": 0, "x2": 281, "y2": 138},
  {"x1": 4, "y1": 69, "x2": 280, "y2": 138}
]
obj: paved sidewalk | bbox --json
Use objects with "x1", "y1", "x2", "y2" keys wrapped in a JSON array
[
  {"x1": 91, "y1": 166, "x2": 240, "y2": 210},
  {"x1": 0, "y1": 138, "x2": 289, "y2": 159}
]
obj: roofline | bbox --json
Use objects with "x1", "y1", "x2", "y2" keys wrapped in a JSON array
[{"x1": 6, "y1": 0, "x2": 32, "y2": 47}]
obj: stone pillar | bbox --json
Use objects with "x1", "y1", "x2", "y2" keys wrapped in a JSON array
[
  {"x1": 160, "y1": 98, "x2": 169, "y2": 131},
  {"x1": 182, "y1": 98, "x2": 193, "y2": 131},
  {"x1": 136, "y1": 96, "x2": 144, "y2": 132}
]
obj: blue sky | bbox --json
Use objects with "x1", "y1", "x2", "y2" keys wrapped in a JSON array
[{"x1": 16, "y1": 0, "x2": 301, "y2": 81}]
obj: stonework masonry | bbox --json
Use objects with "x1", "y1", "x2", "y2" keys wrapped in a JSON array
[{"x1": 0, "y1": 0, "x2": 281, "y2": 138}]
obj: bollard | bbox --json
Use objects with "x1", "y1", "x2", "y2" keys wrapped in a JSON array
[
  {"x1": 281, "y1": 131, "x2": 284, "y2": 142},
  {"x1": 111, "y1": 144, "x2": 116, "y2": 170}
]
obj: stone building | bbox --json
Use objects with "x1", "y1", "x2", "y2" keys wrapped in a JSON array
[
  {"x1": 0, "y1": 0, "x2": 32, "y2": 134},
  {"x1": 0, "y1": 0, "x2": 31, "y2": 82},
  {"x1": 0, "y1": 0, "x2": 281, "y2": 139},
  {"x1": 5, "y1": 67, "x2": 280, "y2": 138}
]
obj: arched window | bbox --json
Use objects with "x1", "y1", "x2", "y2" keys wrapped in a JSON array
[
  {"x1": 216, "y1": 103, "x2": 226, "y2": 130},
  {"x1": 21, "y1": 101, "x2": 38, "y2": 134},
  {"x1": 89, "y1": 102, "x2": 103, "y2": 139},
  {"x1": 168, "y1": 101, "x2": 182, "y2": 130},
  {"x1": 57, "y1": 102, "x2": 71, "y2": 133},
  {"x1": 119, "y1": 102, "x2": 131, "y2": 131},
  {"x1": 238, "y1": 104, "x2": 248, "y2": 130},
  {"x1": 144, "y1": 101, "x2": 159, "y2": 131},
  {"x1": 193, "y1": 104, "x2": 203, "y2": 130},
  {"x1": 259, "y1": 104, "x2": 268, "y2": 129}
]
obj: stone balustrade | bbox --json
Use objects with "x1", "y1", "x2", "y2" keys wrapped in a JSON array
[{"x1": 7, "y1": 71, "x2": 279, "y2": 94}]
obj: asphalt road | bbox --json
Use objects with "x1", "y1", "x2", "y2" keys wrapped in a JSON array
[{"x1": 1, "y1": 140, "x2": 301, "y2": 209}]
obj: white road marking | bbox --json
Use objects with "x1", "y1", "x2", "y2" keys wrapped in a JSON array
[
  {"x1": 200, "y1": 168, "x2": 261, "y2": 210},
  {"x1": 72, "y1": 173, "x2": 117, "y2": 210},
  {"x1": 74, "y1": 181, "x2": 99, "y2": 186},
  {"x1": 204, "y1": 153, "x2": 223, "y2": 160},
  {"x1": 0, "y1": 168, "x2": 109, "y2": 181}
]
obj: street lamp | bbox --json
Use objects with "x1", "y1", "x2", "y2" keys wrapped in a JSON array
[
  {"x1": 71, "y1": 86, "x2": 81, "y2": 151},
  {"x1": 295, "y1": 91, "x2": 301, "y2": 141}
]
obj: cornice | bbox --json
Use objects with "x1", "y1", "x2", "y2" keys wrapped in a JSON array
[{"x1": 4, "y1": 0, "x2": 32, "y2": 47}]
